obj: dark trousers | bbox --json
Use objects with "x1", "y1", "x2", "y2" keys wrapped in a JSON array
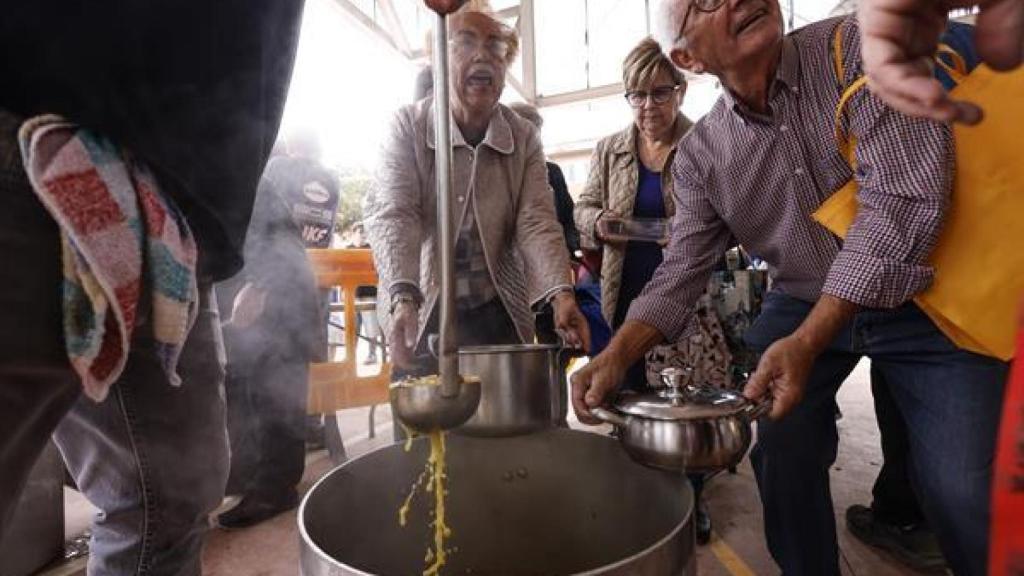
[
  {"x1": 745, "y1": 291, "x2": 1006, "y2": 576},
  {"x1": 869, "y1": 365, "x2": 927, "y2": 526},
  {"x1": 0, "y1": 111, "x2": 228, "y2": 575}
]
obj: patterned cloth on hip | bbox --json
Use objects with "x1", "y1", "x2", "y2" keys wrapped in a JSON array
[{"x1": 18, "y1": 115, "x2": 198, "y2": 402}]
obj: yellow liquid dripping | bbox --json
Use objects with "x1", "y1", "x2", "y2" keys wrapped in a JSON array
[
  {"x1": 394, "y1": 373, "x2": 477, "y2": 575},
  {"x1": 423, "y1": 430, "x2": 450, "y2": 576},
  {"x1": 397, "y1": 427, "x2": 452, "y2": 575}
]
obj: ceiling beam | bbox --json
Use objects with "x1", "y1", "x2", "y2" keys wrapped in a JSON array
[
  {"x1": 327, "y1": 0, "x2": 410, "y2": 59},
  {"x1": 376, "y1": 0, "x2": 413, "y2": 55},
  {"x1": 536, "y1": 82, "x2": 624, "y2": 108}
]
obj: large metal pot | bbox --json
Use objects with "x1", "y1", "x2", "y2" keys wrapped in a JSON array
[
  {"x1": 300, "y1": 428, "x2": 695, "y2": 575},
  {"x1": 592, "y1": 367, "x2": 770, "y2": 473},
  {"x1": 456, "y1": 344, "x2": 565, "y2": 436}
]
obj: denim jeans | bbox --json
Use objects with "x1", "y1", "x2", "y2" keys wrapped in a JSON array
[
  {"x1": 868, "y1": 365, "x2": 928, "y2": 527},
  {"x1": 744, "y1": 291, "x2": 1007, "y2": 576},
  {"x1": 0, "y1": 110, "x2": 229, "y2": 576}
]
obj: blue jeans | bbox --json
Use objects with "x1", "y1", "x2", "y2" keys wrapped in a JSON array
[
  {"x1": 744, "y1": 291, "x2": 1006, "y2": 576},
  {"x1": 0, "y1": 110, "x2": 229, "y2": 576}
]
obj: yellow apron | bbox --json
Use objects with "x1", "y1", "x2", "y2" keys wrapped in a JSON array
[{"x1": 813, "y1": 29, "x2": 1024, "y2": 360}]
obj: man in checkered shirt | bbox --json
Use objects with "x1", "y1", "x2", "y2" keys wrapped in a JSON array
[{"x1": 571, "y1": 1, "x2": 1008, "y2": 574}]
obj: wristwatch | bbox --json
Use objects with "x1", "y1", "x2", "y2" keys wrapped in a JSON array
[{"x1": 390, "y1": 292, "x2": 418, "y2": 314}]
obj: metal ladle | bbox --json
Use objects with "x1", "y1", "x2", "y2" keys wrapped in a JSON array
[{"x1": 389, "y1": 9, "x2": 481, "y2": 433}]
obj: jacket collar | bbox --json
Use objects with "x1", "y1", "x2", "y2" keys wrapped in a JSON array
[
  {"x1": 609, "y1": 114, "x2": 693, "y2": 156},
  {"x1": 426, "y1": 99, "x2": 515, "y2": 155}
]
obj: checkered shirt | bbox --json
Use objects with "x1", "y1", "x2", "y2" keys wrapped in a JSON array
[
  {"x1": 454, "y1": 197, "x2": 498, "y2": 310},
  {"x1": 628, "y1": 15, "x2": 953, "y2": 342}
]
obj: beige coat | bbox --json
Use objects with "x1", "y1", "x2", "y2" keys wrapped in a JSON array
[
  {"x1": 574, "y1": 118, "x2": 692, "y2": 326},
  {"x1": 575, "y1": 117, "x2": 734, "y2": 389},
  {"x1": 365, "y1": 99, "x2": 572, "y2": 344}
]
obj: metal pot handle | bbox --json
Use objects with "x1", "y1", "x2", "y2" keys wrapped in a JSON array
[
  {"x1": 743, "y1": 396, "x2": 773, "y2": 421},
  {"x1": 590, "y1": 407, "x2": 629, "y2": 428}
]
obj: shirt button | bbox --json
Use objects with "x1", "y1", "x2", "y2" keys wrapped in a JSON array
[
  {"x1": 794, "y1": 167, "x2": 805, "y2": 176},
  {"x1": 779, "y1": 124, "x2": 789, "y2": 133},
  {"x1": 457, "y1": 195, "x2": 465, "y2": 202}
]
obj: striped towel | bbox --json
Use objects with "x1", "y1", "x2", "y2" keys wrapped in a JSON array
[{"x1": 18, "y1": 115, "x2": 198, "y2": 402}]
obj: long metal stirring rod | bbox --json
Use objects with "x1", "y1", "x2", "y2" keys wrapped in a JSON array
[{"x1": 431, "y1": 11, "x2": 460, "y2": 399}]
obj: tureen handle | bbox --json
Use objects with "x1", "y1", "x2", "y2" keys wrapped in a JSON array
[
  {"x1": 743, "y1": 396, "x2": 773, "y2": 421},
  {"x1": 591, "y1": 407, "x2": 629, "y2": 428}
]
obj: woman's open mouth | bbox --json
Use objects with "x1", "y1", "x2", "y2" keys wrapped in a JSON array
[{"x1": 467, "y1": 69, "x2": 494, "y2": 88}]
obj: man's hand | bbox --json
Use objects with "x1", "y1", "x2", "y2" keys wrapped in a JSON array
[
  {"x1": 570, "y1": 351, "x2": 628, "y2": 425},
  {"x1": 569, "y1": 320, "x2": 664, "y2": 424},
  {"x1": 423, "y1": 0, "x2": 469, "y2": 15},
  {"x1": 744, "y1": 294, "x2": 858, "y2": 419},
  {"x1": 230, "y1": 283, "x2": 266, "y2": 329},
  {"x1": 389, "y1": 301, "x2": 419, "y2": 369},
  {"x1": 552, "y1": 291, "x2": 591, "y2": 352},
  {"x1": 859, "y1": 0, "x2": 1024, "y2": 125},
  {"x1": 743, "y1": 335, "x2": 818, "y2": 419}
]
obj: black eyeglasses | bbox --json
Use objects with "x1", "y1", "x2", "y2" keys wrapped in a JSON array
[
  {"x1": 624, "y1": 85, "x2": 680, "y2": 108},
  {"x1": 676, "y1": 0, "x2": 728, "y2": 43}
]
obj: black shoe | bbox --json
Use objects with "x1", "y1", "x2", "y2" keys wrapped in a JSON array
[
  {"x1": 217, "y1": 490, "x2": 299, "y2": 529},
  {"x1": 696, "y1": 501, "x2": 712, "y2": 545},
  {"x1": 846, "y1": 504, "x2": 947, "y2": 573}
]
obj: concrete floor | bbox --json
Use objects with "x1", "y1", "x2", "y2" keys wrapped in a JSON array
[{"x1": 48, "y1": 358, "x2": 929, "y2": 576}]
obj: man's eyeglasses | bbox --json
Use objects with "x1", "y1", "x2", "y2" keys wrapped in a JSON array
[
  {"x1": 450, "y1": 32, "x2": 511, "y2": 60},
  {"x1": 676, "y1": 0, "x2": 727, "y2": 43},
  {"x1": 625, "y1": 85, "x2": 680, "y2": 108}
]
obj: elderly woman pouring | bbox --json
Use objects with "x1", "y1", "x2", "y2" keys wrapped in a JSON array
[{"x1": 365, "y1": 9, "x2": 590, "y2": 383}]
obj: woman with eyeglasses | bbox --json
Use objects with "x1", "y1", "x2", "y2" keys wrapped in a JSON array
[
  {"x1": 366, "y1": 8, "x2": 590, "y2": 387},
  {"x1": 575, "y1": 36, "x2": 727, "y2": 545}
]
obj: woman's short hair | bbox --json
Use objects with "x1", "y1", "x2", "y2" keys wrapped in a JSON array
[
  {"x1": 508, "y1": 102, "x2": 543, "y2": 129},
  {"x1": 622, "y1": 37, "x2": 686, "y2": 91},
  {"x1": 424, "y1": 3, "x2": 520, "y2": 66}
]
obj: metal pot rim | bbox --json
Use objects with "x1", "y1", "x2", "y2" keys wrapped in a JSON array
[
  {"x1": 458, "y1": 343, "x2": 559, "y2": 354},
  {"x1": 298, "y1": 432, "x2": 694, "y2": 575}
]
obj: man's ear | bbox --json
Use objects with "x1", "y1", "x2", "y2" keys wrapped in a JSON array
[{"x1": 670, "y1": 46, "x2": 706, "y2": 75}]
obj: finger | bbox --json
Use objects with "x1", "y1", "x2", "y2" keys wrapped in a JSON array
[
  {"x1": 949, "y1": 100, "x2": 984, "y2": 125},
  {"x1": 743, "y1": 366, "x2": 772, "y2": 401},
  {"x1": 570, "y1": 371, "x2": 598, "y2": 423},
  {"x1": 867, "y1": 68, "x2": 960, "y2": 122},
  {"x1": 974, "y1": 0, "x2": 1024, "y2": 71},
  {"x1": 584, "y1": 371, "x2": 616, "y2": 408}
]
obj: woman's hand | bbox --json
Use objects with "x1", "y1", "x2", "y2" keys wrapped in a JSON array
[
  {"x1": 552, "y1": 291, "x2": 591, "y2": 352},
  {"x1": 595, "y1": 212, "x2": 627, "y2": 245},
  {"x1": 389, "y1": 301, "x2": 420, "y2": 369}
]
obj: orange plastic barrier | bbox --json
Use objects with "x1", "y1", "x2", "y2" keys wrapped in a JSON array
[{"x1": 306, "y1": 248, "x2": 391, "y2": 415}]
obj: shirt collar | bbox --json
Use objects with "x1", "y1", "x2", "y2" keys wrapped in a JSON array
[
  {"x1": 426, "y1": 100, "x2": 515, "y2": 155},
  {"x1": 721, "y1": 35, "x2": 801, "y2": 122}
]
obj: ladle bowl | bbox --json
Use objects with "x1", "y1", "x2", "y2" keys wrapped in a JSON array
[{"x1": 389, "y1": 376, "x2": 482, "y2": 434}]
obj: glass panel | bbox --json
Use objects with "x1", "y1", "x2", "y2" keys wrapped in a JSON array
[
  {"x1": 535, "y1": 0, "x2": 589, "y2": 96},
  {"x1": 586, "y1": 0, "x2": 650, "y2": 87}
]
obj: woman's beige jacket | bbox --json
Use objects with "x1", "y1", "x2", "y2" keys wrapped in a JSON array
[
  {"x1": 365, "y1": 98, "x2": 572, "y2": 345},
  {"x1": 574, "y1": 117, "x2": 692, "y2": 326}
]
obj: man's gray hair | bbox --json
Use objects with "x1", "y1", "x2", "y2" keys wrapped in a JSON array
[{"x1": 651, "y1": 0, "x2": 689, "y2": 56}]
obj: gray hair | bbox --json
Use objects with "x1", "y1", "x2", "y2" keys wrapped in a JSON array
[{"x1": 651, "y1": 0, "x2": 689, "y2": 56}]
